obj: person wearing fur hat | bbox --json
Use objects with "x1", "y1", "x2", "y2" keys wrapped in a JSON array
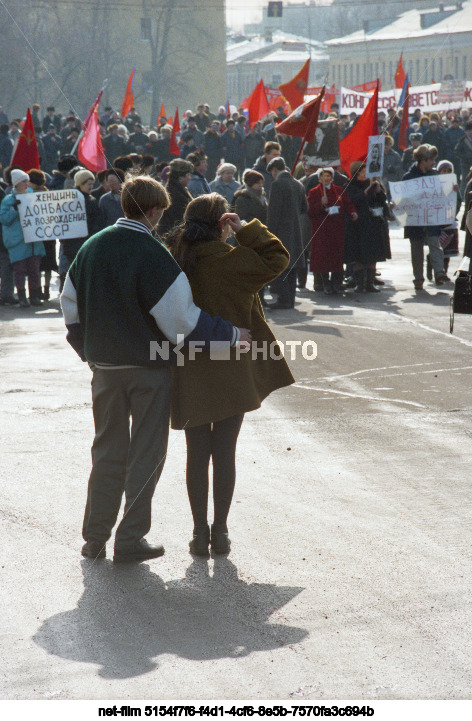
[
  {"x1": 58, "y1": 169, "x2": 103, "y2": 290},
  {"x1": 0, "y1": 169, "x2": 45, "y2": 307},
  {"x1": 209, "y1": 163, "x2": 241, "y2": 206},
  {"x1": 158, "y1": 159, "x2": 194, "y2": 235},
  {"x1": 48, "y1": 154, "x2": 77, "y2": 190},
  {"x1": 28, "y1": 169, "x2": 58, "y2": 300}
]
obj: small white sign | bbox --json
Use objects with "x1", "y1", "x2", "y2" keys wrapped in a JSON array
[
  {"x1": 366, "y1": 135, "x2": 385, "y2": 179},
  {"x1": 18, "y1": 189, "x2": 88, "y2": 244}
]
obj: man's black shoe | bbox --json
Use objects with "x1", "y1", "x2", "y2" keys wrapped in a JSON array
[
  {"x1": 81, "y1": 541, "x2": 106, "y2": 559},
  {"x1": 113, "y1": 538, "x2": 165, "y2": 563}
]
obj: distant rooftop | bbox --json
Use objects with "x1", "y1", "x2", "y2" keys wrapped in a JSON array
[
  {"x1": 326, "y1": 1, "x2": 472, "y2": 45},
  {"x1": 227, "y1": 30, "x2": 327, "y2": 64}
]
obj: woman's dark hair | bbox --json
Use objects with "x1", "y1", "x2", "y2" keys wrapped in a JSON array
[
  {"x1": 243, "y1": 169, "x2": 264, "y2": 187},
  {"x1": 166, "y1": 193, "x2": 228, "y2": 274}
]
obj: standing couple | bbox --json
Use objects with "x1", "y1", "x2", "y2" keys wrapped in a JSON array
[{"x1": 61, "y1": 175, "x2": 294, "y2": 562}]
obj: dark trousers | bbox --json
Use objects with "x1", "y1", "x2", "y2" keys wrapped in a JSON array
[
  {"x1": 0, "y1": 249, "x2": 14, "y2": 300},
  {"x1": 184, "y1": 414, "x2": 244, "y2": 531},
  {"x1": 12, "y1": 255, "x2": 41, "y2": 295},
  {"x1": 83, "y1": 366, "x2": 171, "y2": 550},
  {"x1": 271, "y1": 266, "x2": 297, "y2": 307}
]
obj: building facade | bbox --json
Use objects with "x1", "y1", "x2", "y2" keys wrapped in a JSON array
[
  {"x1": 227, "y1": 32, "x2": 328, "y2": 105},
  {"x1": 326, "y1": 2, "x2": 472, "y2": 88}
]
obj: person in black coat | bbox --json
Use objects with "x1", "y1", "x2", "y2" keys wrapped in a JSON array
[
  {"x1": 233, "y1": 170, "x2": 267, "y2": 224},
  {"x1": 344, "y1": 161, "x2": 389, "y2": 293},
  {"x1": 158, "y1": 159, "x2": 194, "y2": 236},
  {"x1": 266, "y1": 158, "x2": 307, "y2": 309}
]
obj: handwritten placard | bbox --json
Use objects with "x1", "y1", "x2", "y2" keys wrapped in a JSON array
[
  {"x1": 389, "y1": 174, "x2": 457, "y2": 226},
  {"x1": 18, "y1": 189, "x2": 88, "y2": 243}
]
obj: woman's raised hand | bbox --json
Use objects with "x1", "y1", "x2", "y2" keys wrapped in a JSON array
[{"x1": 219, "y1": 212, "x2": 243, "y2": 234}]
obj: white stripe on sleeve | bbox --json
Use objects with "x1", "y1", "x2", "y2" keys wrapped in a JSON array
[
  {"x1": 60, "y1": 272, "x2": 80, "y2": 325},
  {"x1": 149, "y1": 271, "x2": 200, "y2": 344}
]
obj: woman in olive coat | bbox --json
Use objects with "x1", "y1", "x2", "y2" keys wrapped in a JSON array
[{"x1": 167, "y1": 193, "x2": 294, "y2": 557}]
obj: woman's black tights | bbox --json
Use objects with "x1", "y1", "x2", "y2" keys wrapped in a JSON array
[{"x1": 184, "y1": 414, "x2": 244, "y2": 531}]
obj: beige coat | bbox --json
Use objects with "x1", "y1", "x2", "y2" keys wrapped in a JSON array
[{"x1": 171, "y1": 219, "x2": 295, "y2": 429}]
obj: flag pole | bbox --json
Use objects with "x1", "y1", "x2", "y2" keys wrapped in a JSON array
[{"x1": 290, "y1": 86, "x2": 325, "y2": 175}]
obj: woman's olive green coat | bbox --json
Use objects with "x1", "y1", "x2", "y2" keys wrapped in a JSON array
[{"x1": 171, "y1": 219, "x2": 295, "y2": 429}]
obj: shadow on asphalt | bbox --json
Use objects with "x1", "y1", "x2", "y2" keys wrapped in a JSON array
[{"x1": 33, "y1": 557, "x2": 307, "y2": 679}]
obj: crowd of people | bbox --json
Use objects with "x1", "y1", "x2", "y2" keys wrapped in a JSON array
[
  {"x1": 1, "y1": 99, "x2": 472, "y2": 309},
  {"x1": 2, "y1": 98, "x2": 472, "y2": 561}
]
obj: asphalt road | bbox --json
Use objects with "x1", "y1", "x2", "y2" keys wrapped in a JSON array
[{"x1": 1, "y1": 227, "x2": 471, "y2": 701}]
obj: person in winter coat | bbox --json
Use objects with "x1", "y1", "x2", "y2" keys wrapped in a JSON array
[
  {"x1": 28, "y1": 169, "x2": 57, "y2": 300},
  {"x1": 344, "y1": 162, "x2": 390, "y2": 293},
  {"x1": 203, "y1": 122, "x2": 223, "y2": 181},
  {"x1": 187, "y1": 152, "x2": 211, "y2": 198},
  {"x1": 0, "y1": 182, "x2": 17, "y2": 305},
  {"x1": 266, "y1": 157, "x2": 308, "y2": 308},
  {"x1": 167, "y1": 192, "x2": 294, "y2": 556},
  {"x1": 454, "y1": 121, "x2": 472, "y2": 198},
  {"x1": 382, "y1": 135, "x2": 403, "y2": 196},
  {"x1": 99, "y1": 168, "x2": 125, "y2": 227},
  {"x1": 221, "y1": 120, "x2": 244, "y2": 178},
  {"x1": 252, "y1": 141, "x2": 281, "y2": 196},
  {"x1": 209, "y1": 163, "x2": 241, "y2": 206},
  {"x1": 402, "y1": 144, "x2": 448, "y2": 290},
  {"x1": 244, "y1": 124, "x2": 265, "y2": 169},
  {"x1": 158, "y1": 159, "x2": 194, "y2": 235},
  {"x1": 307, "y1": 167, "x2": 358, "y2": 295},
  {"x1": 233, "y1": 170, "x2": 267, "y2": 224},
  {"x1": 0, "y1": 169, "x2": 45, "y2": 307},
  {"x1": 0, "y1": 123, "x2": 13, "y2": 171},
  {"x1": 59, "y1": 169, "x2": 104, "y2": 289}
]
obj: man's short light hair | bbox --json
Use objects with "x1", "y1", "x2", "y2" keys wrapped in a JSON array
[{"x1": 121, "y1": 175, "x2": 170, "y2": 220}]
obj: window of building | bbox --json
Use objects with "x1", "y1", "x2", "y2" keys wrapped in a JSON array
[
  {"x1": 350, "y1": 64, "x2": 354, "y2": 86},
  {"x1": 463, "y1": 55, "x2": 467, "y2": 79},
  {"x1": 431, "y1": 59, "x2": 435, "y2": 82},
  {"x1": 454, "y1": 56, "x2": 458, "y2": 78},
  {"x1": 141, "y1": 17, "x2": 152, "y2": 40},
  {"x1": 272, "y1": 73, "x2": 282, "y2": 87},
  {"x1": 439, "y1": 57, "x2": 443, "y2": 80},
  {"x1": 416, "y1": 59, "x2": 420, "y2": 82}
]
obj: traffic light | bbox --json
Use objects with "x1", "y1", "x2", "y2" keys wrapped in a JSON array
[{"x1": 268, "y1": 2, "x2": 283, "y2": 18}]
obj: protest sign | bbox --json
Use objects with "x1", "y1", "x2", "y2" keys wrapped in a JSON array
[
  {"x1": 18, "y1": 189, "x2": 88, "y2": 243},
  {"x1": 340, "y1": 87, "x2": 397, "y2": 113},
  {"x1": 389, "y1": 174, "x2": 457, "y2": 227},
  {"x1": 303, "y1": 120, "x2": 340, "y2": 167},
  {"x1": 366, "y1": 135, "x2": 385, "y2": 179}
]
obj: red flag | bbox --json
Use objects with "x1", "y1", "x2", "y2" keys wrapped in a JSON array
[
  {"x1": 169, "y1": 108, "x2": 180, "y2": 156},
  {"x1": 82, "y1": 89, "x2": 103, "y2": 132},
  {"x1": 173, "y1": 109, "x2": 180, "y2": 134},
  {"x1": 121, "y1": 68, "x2": 135, "y2": 119},
  {"x1": 158, "y1": 103, "x2": 166, "y2": 121},
  {"x1": 11, "y1": 108, "x2": 40, "y2": 171},
  {"x1": 276, "y1": 89, "x2": 324, "y2": 144},
  {"x1": 78, "y1": 109, "x2": 106, "y2": 173},
  {"x1": 278, "y1": 59, "x2": 310, "y2": 111},
  {"x1": 394, "y1": 53, "x2": 406, "y2": 90},
  {"x1": 398, "y1": 77, "x2": 410, "y2": 151},
  {"x1": 247, "y1": 79, "x2": 270, "y2": 128},
  {"x1": 339, "y1": 82, "x2": 379, "y2": 175}
]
